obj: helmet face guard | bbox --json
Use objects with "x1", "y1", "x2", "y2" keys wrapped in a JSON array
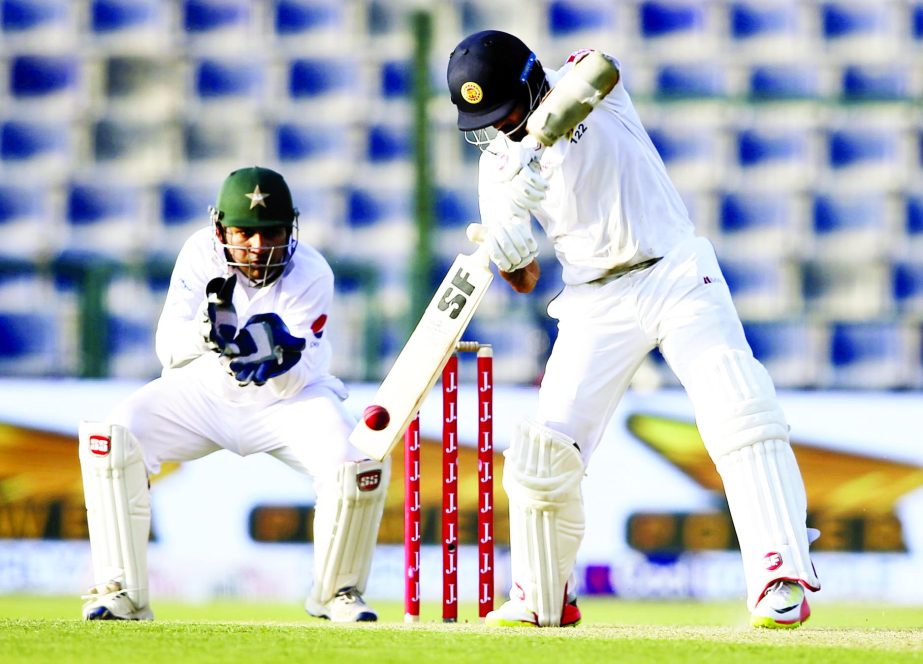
[{"x1": 209, "y1": 166, "x2": 299, "y2": 287}]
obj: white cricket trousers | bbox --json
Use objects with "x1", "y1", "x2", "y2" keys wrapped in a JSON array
[{"x1": 538, "y1": 235, "x2": 750, "y2": 462}]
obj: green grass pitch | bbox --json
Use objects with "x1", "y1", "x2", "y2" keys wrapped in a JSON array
[{"x1": 2, "y1": 596, "x2": 920, "y2": 663}]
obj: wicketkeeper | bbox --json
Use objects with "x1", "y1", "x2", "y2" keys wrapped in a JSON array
[
  {"x1": 78, "y1": 166, "x2": 389, "y2": 622},
  {"x1": 447, "y1": 30, "x2": 820, "y2": 629}
]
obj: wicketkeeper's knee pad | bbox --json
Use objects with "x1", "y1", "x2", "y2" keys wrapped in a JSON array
[
  {"x1": 78, "y1": 422, "x2": 151, "y2": 610},
  {"x1": 310, "y1": 457, "x2": 391, "y2": 605},
  {"x1": 503, "y1": 420, "x2": 585, "y2": 626},
  {"x1": 681, "y1": 349, "x2": 820, "y2": 607}
]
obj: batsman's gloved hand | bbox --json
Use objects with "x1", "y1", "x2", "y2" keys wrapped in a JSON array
[
  {"x1": 478, "y1": 204, "x2": 539, "y2": 273},
  {"x1": 200, "y1": 274, "x2": 238, "y2": 352},
  {"x1": 506, "y1": 138, "x2": 549, "y2": 212},
  {"x1": 224, "y1": 313, "x2": 306, "y2": 387}
]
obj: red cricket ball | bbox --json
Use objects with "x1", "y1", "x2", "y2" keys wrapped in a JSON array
[{"x1": 362, "y1": 404, "x2": 390, "y2": 431}]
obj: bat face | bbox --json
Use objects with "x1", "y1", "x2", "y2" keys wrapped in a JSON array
[{"x1": 349, "y1": 248, "x2": 493, "y2": 461}]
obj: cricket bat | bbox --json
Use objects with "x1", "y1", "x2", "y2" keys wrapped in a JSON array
[
  {"x1": 349, "y1": 51, "x2": 619, "y2": 462},
  {"x1": 349, "y1": 235, "x2": 493, "y2": 461}
]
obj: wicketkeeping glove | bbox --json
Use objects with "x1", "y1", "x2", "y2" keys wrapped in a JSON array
[
  {"x1": 201, "y1": 274, "x2": 238, "y2": 352},
  {"x1": 224, "y1": 313, "x2": 306, "y2": 387}
]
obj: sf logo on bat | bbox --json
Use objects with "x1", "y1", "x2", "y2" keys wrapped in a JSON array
[{"x1": 437, "y1": 267, "x2": 478, "y2": 320}]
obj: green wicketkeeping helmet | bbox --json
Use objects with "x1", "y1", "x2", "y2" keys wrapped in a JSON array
[{"x1": 211, "y1": 166, "x2": 297, "y2": 228}]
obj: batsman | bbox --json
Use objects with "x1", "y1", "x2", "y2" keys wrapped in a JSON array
[
  {"x1": 78, "y1": 167, "x2": 388, "y2": 622},
  {"x1": 447, "y1": 31, "x2": 820, "y2": 629}
]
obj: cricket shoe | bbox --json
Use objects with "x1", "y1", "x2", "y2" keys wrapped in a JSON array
[
  {"x1": 305, "y1": 587, "x2": 378, "y2": 623},
  {"x1": 484, "y1": 598, "x2": 581, "y2": 628},
  {"x1": 82, "y1": 581, "x2": 153, "y2": 621},
  {"x1": 750, "y1": 581, "x2": 810, "y2": 629}
]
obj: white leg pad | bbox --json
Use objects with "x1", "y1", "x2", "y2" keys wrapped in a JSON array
[
  {"x1": 503, "y1": 420, "x2": 585, "y2": 627},
  {"x1": 78, "y1": 422, "x2": 150, "y2": 610},
  {"x1": 682, "y1": 349, "x2": 820, "y2": 609},
  {"x1": 310, "y1": 458, "x2": 390, "y2": 605},
  {"x1": 717, "y1": 439, "x2": 821, "y2": 609}
]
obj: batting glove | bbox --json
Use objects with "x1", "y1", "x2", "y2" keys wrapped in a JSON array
[
  {"x1": 224, "y1": 313, "x2": 306, "y2": 387},
  {"x1": 201, "y1": 274, "x2": 238, "y2": 352},
  {"x1": 480, "y1": 205, "x2": 538, "y2": 273}
]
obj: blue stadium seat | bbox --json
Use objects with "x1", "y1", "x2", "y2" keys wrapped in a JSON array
[
  {"x1": 155, "y1": 182, "x2": 212, "y2": 256},
  {"x1": 0, "y1": 119, "x2": 71, "y2": 173},
  {"x1": 906, "y1": 192, "x2": 923, "y2": 241},
  {"x1": 734, "y1": 126, "x2": 811, "y2": 187},
  {"x1": 105, "y1": 275, "x2": 164, "y2": 378},
  {"x1": 0, "y1": 184, "x2": 52, "y2": 259},
  {"x1": 892, "y1": 260, "x2": 923, "y2": 317},
  {"x1": 367, "y1": 123, "x2": 411, "y2": 163},
  {"x1": 646, "y1": 123, "x2": 719, "y2": 188},
  {"x1": 183, "y1": 0, "x2": 250, "y2": 34},
  {"x1": 719, "y1": 258, "x2": 800, "y2": 320},
  {"x1": 2, "y1": 0, "x2": 69, "y2": 34},
  {"x1": 914, "y1": 3, "x2": 923, "y2": 44},
  {"x1": 273, "y1": 121, "x2": 351, "y2": 185},
  {"x1": 748, "y1": 65, "x2": 819, "y2": 100},
  {"x1": 819, "y1": 1, "x2": 897, "y2": 60},
  {"x1": 547, "y1": 0, "x2": 616, "y2": 37},
  {"x1": 0, "y1": 310, "x2": 60, "y2": 376},
  {"x1": 193, "y1": 57, "x2": 264, "y2": 102},
  {"x1": 743, "y1": 320, "x2": 822, "y2": 388},
  {"x1": 287, "y1": 57, "x2": 355, "y2": 99},
  {"x1": 825, "y1": 127, "x2": 900, "y2": 188},
  {"x1": 811, "y1": 192, "x2": 888, "y2": 258},
  {"x1": 63, "y1": 182, "x2": 144, "y2": 258},
  {"x1": 827, "y1": 321, "x2": 913, "y2": 389},
  {"x1": 344, "y1": 187, "x2": 413, "y2": 263},
  {"x1": 640, "y1": 0, "x2": 704, "y2": 39},
  {"x1": 655, "y1": 62, "x2": 725, "y2": 99},
  {"x1": 380, "y1": 59, "x2": 412, "y2": 99},
  {"x1": 841, "y1": 64, "x2": 909, "y2": 102},
  {"x1": 716, "y1": 191, "x2": 795, "y2": 258},
  {"x1": 275, "y1": 0, "x2": 339, "y2": 33},
  {"x1": 90, "y1": 0, "x2": 162, "y2": 34},
  {"x1": 9, "y1": 55, "x2": 80, "y2": 112},
  {"x1": 729, "y1": 1, "x2": 796, "y2": 40}
]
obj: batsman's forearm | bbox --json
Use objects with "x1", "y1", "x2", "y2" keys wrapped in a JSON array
[{"x1": 501, "y1": 260, "x2": 541, "y2": 294}]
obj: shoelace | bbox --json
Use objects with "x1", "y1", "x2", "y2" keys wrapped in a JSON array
[{"x1": 335, "y1": 589, "x2": 360, "y2": 605}]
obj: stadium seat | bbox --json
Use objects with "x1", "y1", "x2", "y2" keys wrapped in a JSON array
[
  {"x1": 0, "y1": 183, "x2": 54, "y2": 260},
  {"x1": 182, "y1": 0, "x2": 251, "y2": 49},
  {"x1": 733, "y1": 126, "x2": 813, "y2": 189},
  {"x1": 841, "y1": 63, "x2": 909, "y2": 102},
  {"x1": 104, "y1": 275, "x2": 163, "y2": 378},
  {"x1": 431, "y1": 187, "x2": 479, "y2": 261},
  {"x1": 379, "y1": 59, "x2": 413, "y2": 99},
  {"x1": 62, "y1": 181, "x2": 147, "y2": 259},
  {"x1": 0, "y1": 269, "x2": 64, "y2": 375},
  {"x1": 825, "y1": 127, "x2": 902, "y2": 190},
  {"x1": 1, "y1": 0, "x2": 74, "y2": 49},
  {"x1": 89, "y1": 0, "x2": 167, "y2": 51},
  {"x1": 639, "y1": 0, "x2": 715, "y2": 57},
  {"x1": 892, "y1": 260, "x2": 923, "y2": 319},
  {"x1": 801, "y1": 259, "x2": 891, "y2": 320},
  {"x1": 191, "y1": 56, "x2": 265, "y2": 113},
  {"x1": 905, "y1": 191, "x2": 923, "y2": 256},
  {"x1": 286, "y1": 57, "x2": 361, "y2": 120},
  {"x1": 101, "y1": 56, "x2": 180, "y2": 122},
  {"x1": 273, "y1": 121, "x2": 353, "y2": 186},
  {"x1": 156, "y1": 182, "x2": 213, "y2": 257},
  {"x1": 654, "y1": 62, "x2": 726, "y2": 99},
  {"x1": 273, "y1": 0, "x2": 347, "y2": 52},
  {"x1": 913, "y1": 2, "x2": 923, "y2": 45},
  {"x1": 91, "y1": 118, "x2": 173, "y2": 182},
  {"x1": 367, "y1": 123, "x2": 412, "y2": 163},
  {"x1": 715, "y1": 190, "x2": 799, "y2": 259},
  {"x1": 344, "y1": 186, "x2": 414, "y2": 262},
  {"x1": 727, "y1": 0, "x2": 806, "y2": 59},
  {"x1": 819, "y1": 1, "x2": 899, "y2": 61},
  {"x1": 826, "y1": 321, "x2": 915, "y2": 389},
  {"x1": 719, "y1": 258, "x2": 801, "y2": 320},
  {"x1": 646, "y1": 121, "x2": 721, "y2": 188},
  {"x1": 810, "y1": 192, "x2": 890, "y2": 260},
  {"x1": 546, "y1": 0, "x2": 619, "y2": 50},
  {"x1": 8, "y1": 54, "x2": 82, "y2": 116},
  {"x1": 0, "y1": 119, "x2": 72, "y2": 179},
  {"x1": 742, "y1": 320, "x2": 824, "y2": 388},
  {"x1": 182, "y1": 118, "x2": 265, "y2": 174},
  {"x1": 747, "y1": 64, "x2": 820, "y2": 101}
]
